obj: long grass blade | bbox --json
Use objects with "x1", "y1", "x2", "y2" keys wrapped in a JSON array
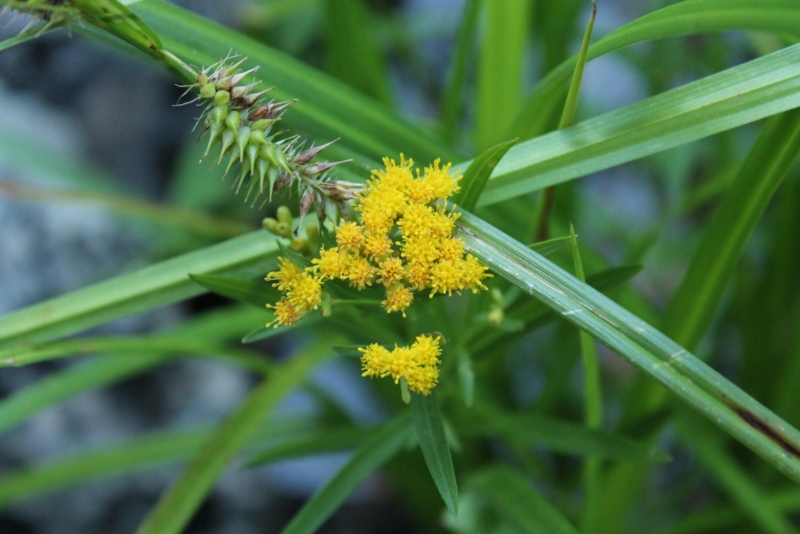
[
  {"x1": 455, "y1": 211, "x2": 800, "y2": 484},
  {"x1": 137, "y1": 340, "x2": 331, "y2": 534}
]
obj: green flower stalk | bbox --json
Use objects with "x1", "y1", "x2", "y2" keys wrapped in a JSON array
[{"x1": 179, "y1": 54, "x2": 361, "y2": 222}]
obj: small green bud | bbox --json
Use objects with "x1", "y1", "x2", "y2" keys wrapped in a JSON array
[
  {"x1": 273, "y1": 146, "x2": 291, "y2": 172},
  {"x1": 320, "y1": 292, "x2": 332, "y2": 318},
  {"x1": 200, "y1": 82, "x2": 216, "y2": 99},
  {"x1": 487, "y1": 306, "x2": 504, "y2": 326},
  {"x1": 214, "y1": 89, "x2": 231, "y2": 106},
  {"x1": 251, "y1": 118, "x2": 275, "y2": 131},
  {"x1": 212, "y1": 104, "x2": 228, "y2": 124},
  {"x1": 260, "y1": 143, "x2": 278, "y2": 167},
  {"x1": 277, "y1": 205, "x2": 293, "y2": 226},
  {"x1": 249, "y1": 129, "x2": 266, "y2": 145},
  {"x1": 276, "y1": 221, "x2": 292, "y2": 237},
  {"x1": 225, "y1": 110, "x2": 240, "y2": 130},
  {"x1": 262, "y1": 217, "x2": 280, "y2": 234}
]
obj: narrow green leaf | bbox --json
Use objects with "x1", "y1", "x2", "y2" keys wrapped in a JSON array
[
  {"x1": 666, "y1": 107, "x2": 800, "y2": 349},
  {"x1": 677, "y1": 414, "x2": 798, "y2": 534},
  {"x1": 0, "y1": 336, "x2": 272, "y2": 374},
  {"x1": 440, "y1": 0, "x2": 482, "y2": 143},
  {"x1": 137, "y1": 340, "x2": 331, "y2": 534},
  {"x1": 558, "y1": 1, "x2": 595, "y2": 129},
  {"x1": 469, "y1": 466, "x2": 580, "y2": 534},
  {"x1": 473, "y1": 42, "x2": 800, "y2": 205},
  {"x1": 244, "y1": 425, "x2": 376, "y2": 468},
  {"x1": 411, "y1": 391, "x2": 459, "y2": 516},
  {"x1": 468, "y1": 406, "x2": 667, "y2": 462},
  {"x1": 456, "y1": 211, "x2": 800, "y2": 483},
  {"x1": 473, "y1": 0, "x2": 531, "y2": 151},
  {"x1": 189, "y1": 273, "x2": 277, "y2": 310},
  {"x1": 528, "y1": 235, "x2": 573, "y2": 256},
  {"x1": 570, "y1": 224, "x2": 603, "y2": 526},
  {"x1": 0, "y1": 354, "x2": 167, "y2": 436},
  {"x1": 0, "y1": 428, "x2": 206, "y2": 510},
  {"x1": 512, "y1": 0, "x2": 800, "y2": 139},
  {"x1": 451, "y1": 138, "x2": 518, "y2": 212},
  {"x1": 323, "y1": 0, "x2": 390, "y2": 105},
  {"x1": 0, "y1": 231, "x2": 278, "y2": 350},
  {"x1": 280, "y1": 413, "x2": 413, "y2": 534}
]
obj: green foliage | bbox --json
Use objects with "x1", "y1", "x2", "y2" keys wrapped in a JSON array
[{"x1": 1, "y1": 0, "x2": 800, "y2": 532}]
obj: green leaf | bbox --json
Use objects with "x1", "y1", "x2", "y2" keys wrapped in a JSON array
[
  {"x1": 570, "y1": 223, "x2": 603, "y2": 521},
  {"x1": 456, "y1": 211, "x2": 800, "y2": 483},
  {"x1": 528, "y1": 235, "x2": 572, "y2": 256},
  {"x1": 0, "y1": 428, "x2": 206, "y2": 510},
  {"x1": 451, "y1": 138, "x2": 518, "y2": 212},
  {"x1": 468, "y1": 406, "x2": 667, "y2": 463},
  {"x1": 189, "y1": 273, "x2": 277, "y2": 310},
  {"x1": 472, "y1": 42, "x2": 800, "y2": 206},
  {"x1": 0, "y1": 354, "x2": 167, "y2": 436},
  {"x1": 469, "y1": 466, "x2": 580, "y2": 534},
  {"x1": 137, "y1": 340, "x2": 331, "y2": 534},
  {"x1": 280, "y1": 412, "x2": 413, "y2": 534},
  {"x1": 473, "y1": 0, "x2": 531, "y2": 151},
  {"x1": 0, "y1": 335, "x2": 272, "y2": 374},
  {"x1": 677, "y1": 414, "x2": 798, "y2": 534},
  {"x1": 0, "y1": 231, "x2": 278, "y2": 350},
  {"x1": 512, "y1": 0, "x2": 800, "y2": 139},
  {"x1": 243, "y1": 425, "x2": 376, "y2": 468},
  {"x1": 558, "y1": 1, "x2": 595, "y2": 130},
  {"x1": 323, "y1": 0, "x2": 390, "y2": 105},
  {"x1": 440, "y1": 0, "x2": 482, "y2": 143},
  {"x1": 411, "y1": 391, "x2": 459, "y2": 516},
  {"x1": 665, "y1": 107, "x2": 800, "y2": 349}
]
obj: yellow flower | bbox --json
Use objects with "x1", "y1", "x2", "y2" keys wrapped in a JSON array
[
  {"x1": 346, "y1": 255, "x2": 375, "y2": 289},
  {"x1": 288, "y1": 272, "x2": 322, "y2": 311},
  {"x1": 364, "y1": 232, "x2": 393, "y2": 260},
  {"x1": 382, "y1": 284, "x2": 414, "y2": 316},
  {"x1": 313, "y1": 246, "x2": 349, "y2": 280},
  {"x1": 265, "y1": 156, "x2": 491, "y2": 393},
  {"x1": 336, "y1": 221, "x2": 364, "y2": 251},
  {"x1": 359, "y1": 334, "x2": 442, "y2": 395},
  {"x1": 266, "y1": 298, "x2": 300, "y2": 328},
  {"x1": 265, "y1": 257, "x2": 304, "y2": 292},
  {"x1": 377, "y1": 257, "x2": 405, "y2": 285}
]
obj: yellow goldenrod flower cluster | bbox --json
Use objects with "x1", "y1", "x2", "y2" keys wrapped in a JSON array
[
  {"x1": 264, "y1": 156, "x2": 492, "y2": 394},
  {"x1": 312, "y1": 156, "x2": 491, "y2": 311},
  {"x1": 359, "y1": 335, "x2": 442, "y2": 395}
]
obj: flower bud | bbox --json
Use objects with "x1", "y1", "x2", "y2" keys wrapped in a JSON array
[
  {"x1": 262, "y1": 217, "x2": 280, "y2": 234},
  {"x1": 214, "y1": 90, "x2": 231, "y2": 106},
  {"x1": 200, "y1": 82, "x2": 216, "y2": 99},
  {"x1": 277, "y1": 205, "x2": 293, "y2": 226}
]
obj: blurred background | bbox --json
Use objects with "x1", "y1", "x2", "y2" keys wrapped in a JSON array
[{"x1": 0, "y1": 0, "x2": 795, "y2": 532}]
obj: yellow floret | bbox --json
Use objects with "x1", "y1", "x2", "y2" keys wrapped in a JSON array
[
  {"x1": 364, "y1": 232, "x2": 393, "y2": 260},
  {"x1": 439, "y1": 237, "x2": 465, "y2": 261},
  {"x1": 377, "y1": 257, "x2": 405, "y2": 285},
  {"x1": 336, "y1": 221, "x2": 364, "y2": 251},
  {"x1": 312, "y1": 246, "x2": 349, "y2": 280},
  {"x1": 382, "y1": 284, "x2": 414, "y2": 316},
  {"x1": 287, "y1": 272, "x2": 322, "y2": 311},
  {"x1": 423, "y1": 159, "x2": 461, "y2": 201},
  {"x1": 265, "y1": 257, "x2": 304, "y2": 292},
  {"x1": 346, "y1": 255, "x2": 375, "y2": 289},
  {"x1": 266, "y1": 298, "x2": 301, "y2": 328},
  {"x1": 360, "y1": 343, "x2": 392, "y2": 378},
  {"x1": 359, "y1": 335, "x2": 442, "y2": 395}
]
